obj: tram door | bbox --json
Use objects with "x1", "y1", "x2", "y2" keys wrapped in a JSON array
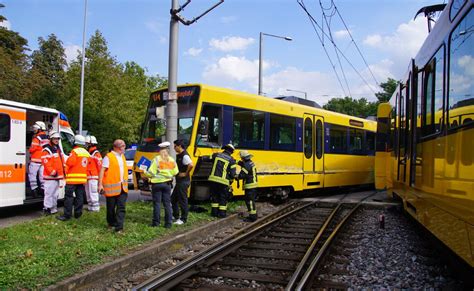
[
  {"x1": 397, "y1": 81, "x2": 409, "y2": 183},
  {"x1": 303, "y1": 114, "x2": 324, "y2": 189}
]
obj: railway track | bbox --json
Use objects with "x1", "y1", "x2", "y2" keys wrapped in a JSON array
[{"x1": 134, "y1": 193, "x2": 375, "y2": 290}]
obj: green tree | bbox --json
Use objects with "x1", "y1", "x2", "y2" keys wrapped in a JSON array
[
  {"x1": 28, "y1": 34, "x2": 67, "y2": 107},
  {"x1": 323, "y1": 78, "x2": 399, "y2": 117},
  {"x1": 0, "y1": 5, "x2": 31, "y2": 102},
  {"x1": 31, "y1": 34, "x2": 66, "y2": 88},
  {"x1": 323, "y1": 96, "x2": 377, "y2": 117},
  {"x1": 63, "y1": 30, "x2": 166, "y2": 149},
  {"x1": 375, "y1": 77, "x2": 398, "y2": 103}
]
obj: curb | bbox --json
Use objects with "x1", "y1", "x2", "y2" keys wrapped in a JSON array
[{"x1": 46, "y1": 214, "x2": 239, "y2": 290}]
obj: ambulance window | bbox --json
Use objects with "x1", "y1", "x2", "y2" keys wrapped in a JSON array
[{"x1": 0, "y1": 114, "x2": 10, "y2": 142}]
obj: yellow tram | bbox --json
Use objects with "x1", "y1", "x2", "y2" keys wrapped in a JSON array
[
  {"x1": 134, "y1": 84, "x2": 376, "y2": 201},
  {"x1": 376, "y1": 0, "x2": 474, "y2": 267}
]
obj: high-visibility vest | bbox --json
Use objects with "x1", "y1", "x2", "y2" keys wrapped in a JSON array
[
  {"x1": 65, "y1": 146, "x2": 90, "y2": 184},
  {"x1": 41, "y1": 144, "x2": 65, "y2": 180},
  {"x1": 146, "y1": 155, "x2": 179, "y2": 184},
  {"x1": 102, "y1": 152, "x2": 128, "y2": 197},
  {"x1": 29, "y1": 131, "x2": 49, "y2": 163},
  {"x1": 87, "y1": 147, "x2": 102, "y2": 180},
  {"x1": 238, "y1": 159, "x2": 258, "y2": 189},
  {"x1": 208, "y1": 151, "x2": 237, "y2": 186}
]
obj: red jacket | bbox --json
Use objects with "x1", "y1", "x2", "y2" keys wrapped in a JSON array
[
  {"x1": 87, "y1": 147, "x2": 102, "y2": 180},
  {"x1": 41, "y1": 143, "x2": 65, "y2": 180},
  {"x1": 30, "y1": 131, "x2": 49, "y2": 163}
]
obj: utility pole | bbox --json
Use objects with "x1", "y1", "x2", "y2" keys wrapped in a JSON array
[
  {"x1": 79, "y1": 0, "x2": 88, "y2": 135},
  {"x1": 166, "y1": 0, "x2": 224, "y2": 157}
]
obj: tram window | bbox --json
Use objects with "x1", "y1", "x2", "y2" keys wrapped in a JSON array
[
  {"x1": 366, "y1": 131, "x2": 375, "y2": 153},
  {"x1": 399, "y1": 87, "x2": 406, "y2": 155},
  {"x1": 450, "y1": 0, "x2": 466, "y2": 21},
  {"x1": 270, "y1": 114, "x2": 296, "y2": 151},
  {"x1": 0, "y1": 114, "x2": 11, "y2": 142},
  {"x1": 422, "y1": 46, "x2": 444, "y2": 136},
  {"x1": 178, "y1": 118, "x2": 193, "y2": 145},
  {"x1": 449, "y1": 9, "x2": 474, "y2": 129},
  {"x1": 196, "y1": 104, "x2": 222, "y2": 147},
  {"x1": 349, "y1": 128, "x2": 363, "y2": 154},
  {"x1": 232, "y1": 108, "x2": 265, "y2": 149},
  {"x1": 303, "y1": 117, "x2": 312, "y2": 158},
  {"x1": 316, "y1": 120, "x2": 323, "y2": 159},
  {"x1": 424, "y1": 69, "x2": 434, "y2": 133},
  {"x1": 328, "y1": 125, "x2": 347, "y2": 153}
]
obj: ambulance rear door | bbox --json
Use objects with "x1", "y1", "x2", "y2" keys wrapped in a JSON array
[{"x1": 0, "y1": 105, "x2": 27, "y2": 207}]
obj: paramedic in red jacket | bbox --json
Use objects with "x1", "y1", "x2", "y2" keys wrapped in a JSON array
[{"x1": 41, "y1": 131, "x2": 65, "y2": 215}]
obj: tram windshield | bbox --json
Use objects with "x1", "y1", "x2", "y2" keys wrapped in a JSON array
[{"x1": 139, "y1": 86, "x2": 199, "y2": 151}]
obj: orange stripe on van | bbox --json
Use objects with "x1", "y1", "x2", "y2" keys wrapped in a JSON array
[
  {"x1": 0, "y1": 108, "x2": 26, "y2": 121},
  {"x1": 0, "y1": 164, "x2": 26, "y2": 184}
]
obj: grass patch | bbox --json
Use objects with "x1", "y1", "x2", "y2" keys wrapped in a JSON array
[{"x1": 0, "y1": 199, "x2": 246, "y2": 289}]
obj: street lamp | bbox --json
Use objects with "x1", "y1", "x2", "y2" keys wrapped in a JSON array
[
  {"x1": 258, "y1": 32, "x2": 292, "y2": 96},
  {"x1": 286, "y1": 89, "x2": 307, "y2": 100},
  {"x1": 78, "y1": 0, "x2": 88, "y2": 135}
]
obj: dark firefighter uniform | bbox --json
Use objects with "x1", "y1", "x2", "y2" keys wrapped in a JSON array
[
  {"x1": 208, "y1": 144, "x2": 237, "y2": 218},
  {"x1": 238, "y1": 150, "x2": 258, "y2": 222}
]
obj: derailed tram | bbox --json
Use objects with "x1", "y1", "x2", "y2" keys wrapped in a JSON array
[
  {"x1": 133, "y1": 84, "x2": 376, "y2": 201},
  {"x1": 376, "y1": 0, "x2": 474, "y2": 267}
]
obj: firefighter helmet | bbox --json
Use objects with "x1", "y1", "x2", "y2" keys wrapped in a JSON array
[
  {"x1": 50, "y1": 131, "x2": 61, "y2": 139},
  {"x1": 222, "y1": 143, "x2": 235, "y2": 153},
  {"x1": 32, "y1": 121, "x2": 46, "y2": 131},
  {"x1": 74, "y1": 134, "x2": 86, "y2": 145}
]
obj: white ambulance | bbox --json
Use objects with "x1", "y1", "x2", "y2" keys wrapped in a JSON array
[{"x1": 0, "y1": 99, "x2": 75, "y2": 208}]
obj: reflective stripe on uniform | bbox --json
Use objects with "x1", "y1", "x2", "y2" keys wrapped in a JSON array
[{"x1": 244, "y1": 182, "x2": 258, "y2": 189}]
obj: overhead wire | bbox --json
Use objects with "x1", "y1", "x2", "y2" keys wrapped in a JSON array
[
  {"x1": 333, "y1": 2, "x2": 380, "y2": 86},
  {"x1": 320, "y1": 0, "x2": 353, "y2": 97},
  {"x1": 298, "y1": 0, "x2": 348, "y2": 96},
  {"x1": 297, "y1": 0, "x2": 378, "y2": 96}
]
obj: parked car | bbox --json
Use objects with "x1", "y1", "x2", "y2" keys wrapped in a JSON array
[{"x1": 124, "y1": 149, "x2": 136, "y2": 187}]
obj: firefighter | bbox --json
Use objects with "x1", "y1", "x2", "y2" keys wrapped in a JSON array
[
  {"x1": 85, "y1": 135, "x2": 102, "y2": 212},
  {"x1": 208, "y1": 144, "x2": 237, "y2": 218},
  {"x1": 146, "y1": 141, "x2": 179, "y2": 228},
  {"x1": 29, "y1": 121, "x2": 48, "y2": 197},
  {"x1": 238, "y1": 150, "x2": 258, "y2": 222},
  {"x1": 41, "y1": 131, "x2": 65, "y2": 215},
  {"x1": 57, "y1": 135, "x2": 90, "y2": 221}
]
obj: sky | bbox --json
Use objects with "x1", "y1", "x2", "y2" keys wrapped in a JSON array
[{"x1": 1, "y1": 0, "x2": 444, "y2": 104}]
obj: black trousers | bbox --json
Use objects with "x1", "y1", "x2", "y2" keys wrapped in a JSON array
[
  {"x1": 210, "y1": 182, "x2": 229, "y2": 218},
  {"x1": 172, "y1": 180, "x2": 190, "y2": 222},
  {"x1": 64, "y1": 184, "x2": 85, "y2": 218},
  {"x1": 245, "y1": 188, "x2": 258, "y2": 220},
  {"x1": 106, "y1": 191, "x2": 127, "y2": 231},
  {"x1": 151, "y1": 183, "x2": 172, "y2": 227}
]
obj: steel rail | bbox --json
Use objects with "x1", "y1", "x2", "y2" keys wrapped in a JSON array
[
  {"x1": 289, "y1": 190, "x2": 378, "y2": 290},
  {"x1": 294, "y1": 202, "x2": 365, "y2": 290},
  {"x1": 134, "y1": 201, "x2": 317, "y2": 291},
  {"x1": 285, "y1": 203, "x2": 342, "y2": 290}
]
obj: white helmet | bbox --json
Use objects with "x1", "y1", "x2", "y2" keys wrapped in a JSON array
[
  {"x1": 74, "y1": 134, "x2": 86, "y2": 145},
  {"x1": 239, "y1": 150, "x2": 252, "y2": 159},
  {"x1": 85, "y1": 135, "x2": 98, "y2": 145},
  {"x1": 32, "y1": 121, "x2": 46, "y2": 131},
  {"x1": 89, "y1": 135, "x2": 98, "y2": 145},
  {"x1": 50, "y1": 131, "x2": 61, "y2": 139}
]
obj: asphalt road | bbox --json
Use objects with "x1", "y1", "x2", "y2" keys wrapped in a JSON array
[{"x1": 0, "y1": 190, "x2": 147, "y2": 229}]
